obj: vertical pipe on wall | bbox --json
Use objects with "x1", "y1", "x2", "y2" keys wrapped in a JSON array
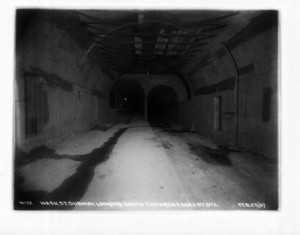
[
  {"x1": 144, "y1": 97, "x2": 148, "y2": 121},
  {"x1": 223, "y1": 43, "x2": 240, "y2": 146},
  {"x1": 177, "y1": 72, "x2": 194, "y2": 131},
  {"x1": 145, "y1": 66, "x2": 150, "y2": 121},
  {"x1": 190, "y1": 90, "x2": 195, "y2": 131}
]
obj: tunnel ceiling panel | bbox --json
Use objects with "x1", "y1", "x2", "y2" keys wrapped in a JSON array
[{"x1": 76, "y1": 10, "x2": 254, "y2": 75}]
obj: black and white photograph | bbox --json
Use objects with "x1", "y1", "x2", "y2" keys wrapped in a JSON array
[
  {"x1": 1, "y1": 0, "x2": 300, "y2": 234},
  {"x1": 14, "y1": 9, "x2": 279, "y2": 211}
]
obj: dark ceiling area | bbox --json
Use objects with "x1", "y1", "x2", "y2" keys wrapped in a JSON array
[
  {"x1": 16, "y1": 10, "x2": 276, "y2": 77},
  {"x1": 76, "y1": 10, "x2": 239, "y2": 74}
]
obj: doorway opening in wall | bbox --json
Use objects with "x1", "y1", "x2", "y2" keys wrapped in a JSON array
[
  {"x1": 110, "y1": 80, "x2": 145, "y2": 123},
  {"x1": 148, "y1": 85, "x2": 177, "y2": 128},
  {"x1": 213, "y1": 96, "x2": 221, "y2": 130}
]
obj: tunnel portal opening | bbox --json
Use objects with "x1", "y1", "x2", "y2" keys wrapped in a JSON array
[
  {"x1": 110, "y1": 80, "x2": 145, "y2": 122},
  {"x1": 147, "y1": 85, "x2": 177, "y2": 126}
]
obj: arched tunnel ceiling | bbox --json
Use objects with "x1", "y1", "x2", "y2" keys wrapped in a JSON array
[{"x1": 76, "y1": 10, "x2": 262, "y2": 75}]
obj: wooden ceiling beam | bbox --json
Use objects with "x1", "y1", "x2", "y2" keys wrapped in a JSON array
[{"x1": 89, "y1": 31, "x2": 216, "y2": 39}]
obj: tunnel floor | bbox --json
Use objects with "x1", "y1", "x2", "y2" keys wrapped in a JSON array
[{"x1": 15, "y1": 115, "x2": 278, "y2": 210}]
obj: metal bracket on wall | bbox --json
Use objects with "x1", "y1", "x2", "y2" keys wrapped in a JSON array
[{"x1": 77, "y1": 42, "x2": 97, "y2": 69}]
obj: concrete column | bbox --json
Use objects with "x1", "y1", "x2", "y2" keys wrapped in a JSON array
[
  {"x1": 190, "y1": 87, "x2": 195, "y2": 131},
  {"x1": 114, "y1": 90, "x2": 118, "y2": 108},
  {"x1": 94, "y1": 95, "x2": 98, "y2": 121}
]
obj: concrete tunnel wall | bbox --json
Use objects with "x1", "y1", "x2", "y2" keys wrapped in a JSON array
[
  {"x1": 15, "y1": 11, "x2": 113, "y2": 150},
  {"x1": 181, "y1": 14, "x2": 278, "y2": 157}
]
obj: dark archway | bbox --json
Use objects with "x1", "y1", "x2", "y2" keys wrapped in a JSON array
[
  {"x1": 147, "y1": 85, "x2": 177, "y2": 126},
  {"x1": 110, "y1": 80, "x2": 145, "y2": 122}
]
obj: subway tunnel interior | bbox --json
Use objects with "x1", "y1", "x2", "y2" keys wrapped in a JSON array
[{"x1": 14, "y1": 9, "x2": 278, "y2": 210}]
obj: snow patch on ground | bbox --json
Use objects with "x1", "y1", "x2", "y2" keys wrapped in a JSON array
[{"x1": 18, "y1": 159, "x2": 80, "y2": 192}]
